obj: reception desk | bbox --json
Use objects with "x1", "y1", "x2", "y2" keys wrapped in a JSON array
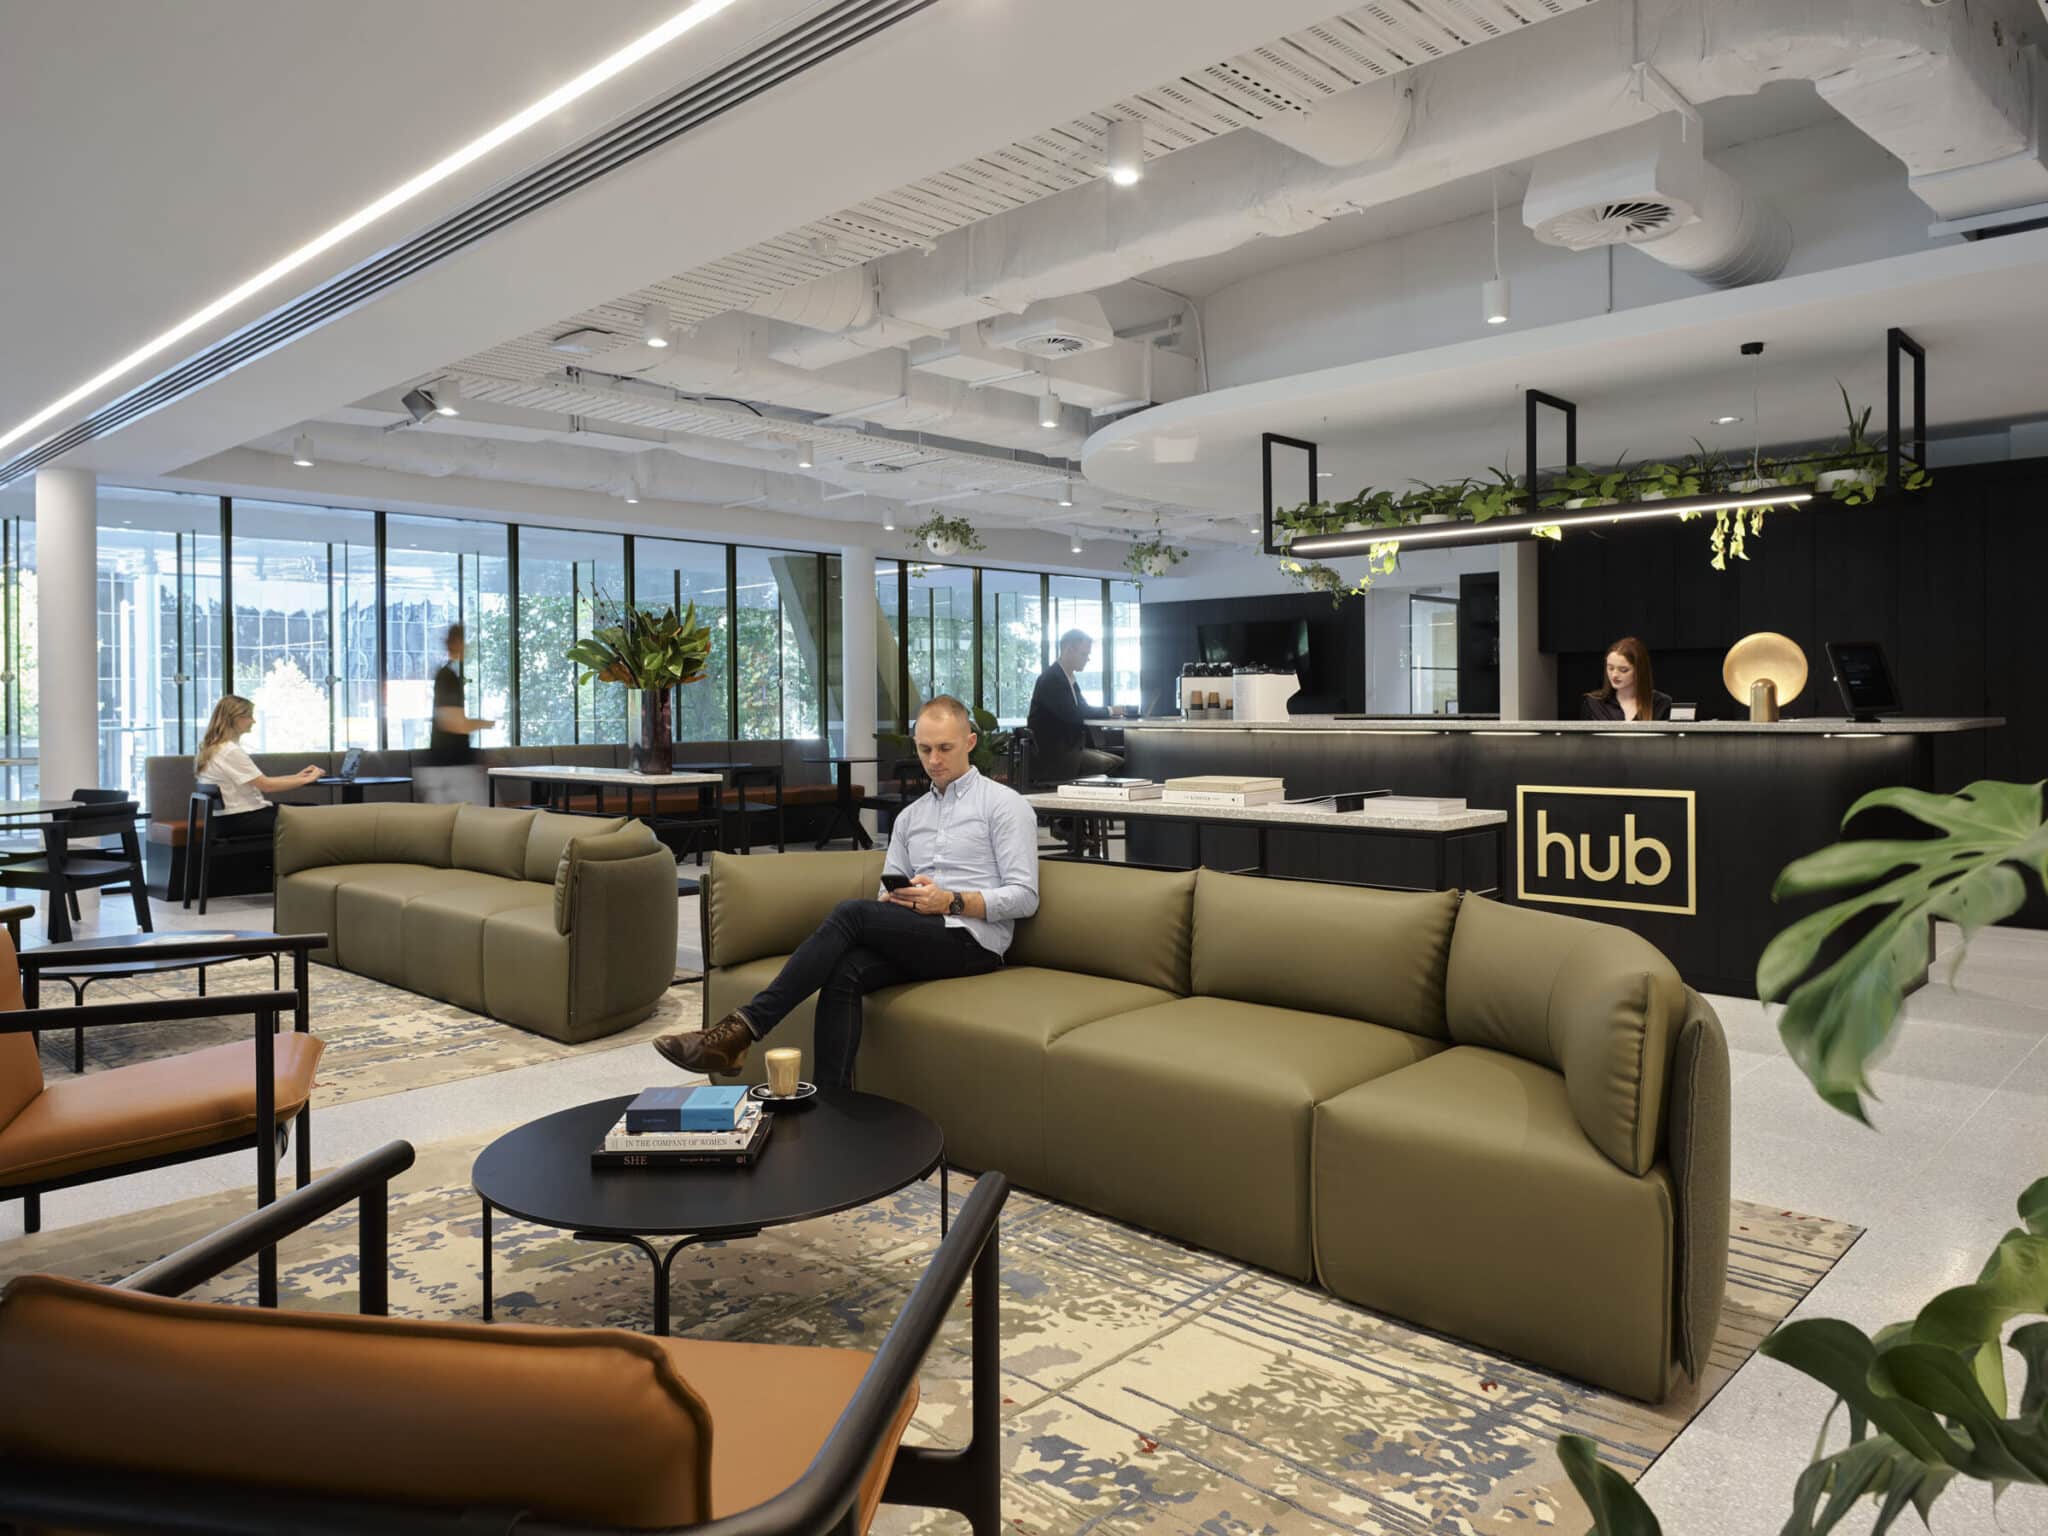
[{"x1": 1122, "y1": 716, "x2": 2003, "y2": 997}]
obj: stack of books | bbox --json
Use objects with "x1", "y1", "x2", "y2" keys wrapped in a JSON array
[
  {"x1": 1162, "y1": 775, "x2": 1285, "y2": 808},
  {"x1": 592, "y1": 1084, "x2": 770, "y2": 1169},
  {"x1": 1057, "y1": 775, "x2": 1162, "y2": 801}
]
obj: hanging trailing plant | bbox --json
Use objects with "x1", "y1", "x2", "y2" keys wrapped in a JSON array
[
  {"x1": 906, "y1": 512, "x2": 984, "y2": 558},
  {"x1": 1124, "y1": 525, "x2": 1187, "y2": 580}
]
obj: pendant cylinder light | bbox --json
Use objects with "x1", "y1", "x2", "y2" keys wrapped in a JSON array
[{"x1": 1106, "y1": 118, "x2": 1144, "y2": 187}]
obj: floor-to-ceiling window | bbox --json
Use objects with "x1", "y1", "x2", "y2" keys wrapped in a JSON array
[
  {"x1": 515, "y1": 528, "x2": 625, "y2": 746},
  {"x1": 230, "y1": 499, "x2": 373, "y2": 755},
  {"x1": 633, "y1": 536, "x2": 731, "y2": 742},
  {"x1": 93, "y1": 487, "x2": 223, "y2": 794},
  {"x1": 386, "y1": 514, "x2": 510, "y2": 751},
  {"x1": 874, "y1": 561, "x2": 904, "y2": 733},
  {"x1": 980, "y1": 569, "x2": 1044, "y2": 725},
  {"x1": 904, "y1": 562, "x2": 974, "y2": 715},
  {"x1": 1109, "y1": 578, "x2": 1143, "y2": 712},
  {"x1": 737, "y1": 548, "x2": 825, "y2": 741},
  {"x1": 1049, "y1": 574, "x2": 1107, "y2": 706}
]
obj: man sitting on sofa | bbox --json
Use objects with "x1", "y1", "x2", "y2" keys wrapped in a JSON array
[{"x1": 655, "y1": 694, "x2": 1039, "y2": 1087}]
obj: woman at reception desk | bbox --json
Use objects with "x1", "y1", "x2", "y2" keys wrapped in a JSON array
[{"x1": 1581, "y1": 636, "x2": 1672, "y2": 722}]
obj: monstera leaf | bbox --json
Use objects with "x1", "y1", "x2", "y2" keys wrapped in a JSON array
[
  {"x1": 1757, "y1": 780, "x2": 2048, "y2": 1121},
  {"x1": 1566, "y1": 1179, "x2": 2048, "y2": 1536}
]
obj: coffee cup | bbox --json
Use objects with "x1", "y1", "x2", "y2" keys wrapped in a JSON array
[{"x1": 765, "y1": 1047, "x2": 802, "y2": 1097}]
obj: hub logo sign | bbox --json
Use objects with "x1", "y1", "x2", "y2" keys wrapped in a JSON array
[{"x1": 1515, "y1": 786, "x2": 1696, "y2": 916}]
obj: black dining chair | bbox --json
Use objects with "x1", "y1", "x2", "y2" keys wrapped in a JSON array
[
  {"x1": 183, "y1": 785, "x2": 275, "y2": 915},
  {"x1": 731, "y1": 763, "x2": 786, "y2": 853},
  {"x1": 0, "y1": 791, "x2": 152, "y2": 945}
]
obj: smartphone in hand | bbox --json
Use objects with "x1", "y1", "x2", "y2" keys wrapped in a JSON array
[{"x1": 881, "y1": 874, "x2": 913, "y2": 892}]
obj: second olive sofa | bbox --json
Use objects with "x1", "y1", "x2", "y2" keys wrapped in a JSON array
[
  {"x1": 701, "y1": 851, "x2": 1730, "y2": 1402},
  {"x1": 274, "y1": 802, "x2": 678, "y2": 1043}
]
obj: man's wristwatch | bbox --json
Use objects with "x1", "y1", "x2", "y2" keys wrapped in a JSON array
[{"x1": 947, "y1": 891, "x2": 965, "y2": 916}]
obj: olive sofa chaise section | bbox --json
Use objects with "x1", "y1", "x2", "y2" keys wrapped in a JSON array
[
  {"x1": 700, "y1": 850, "x2": 1730, "y2": 1402},
  {"x1": 274, "y1": 803, "x2": 678, "y2": 1044}
]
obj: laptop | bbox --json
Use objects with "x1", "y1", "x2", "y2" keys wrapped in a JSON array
[{"x1": 336, "y1": 747, "x2": 363, "y2": 782}]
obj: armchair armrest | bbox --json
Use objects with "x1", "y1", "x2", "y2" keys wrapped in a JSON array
[
  {"x1": 122, "y1": 1140, "x2": 415, "y2": 1311},
  {"x1": 0, "y1": 990, "x2": 301, "y2": 1035},
  {"x1": 16, "y1": 932, "x2": 328, "y2": 975}
]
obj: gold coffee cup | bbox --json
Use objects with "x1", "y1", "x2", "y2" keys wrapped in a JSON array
[{"x1": 765, "y1": 1047, "x2": 802, "y2": 1097}]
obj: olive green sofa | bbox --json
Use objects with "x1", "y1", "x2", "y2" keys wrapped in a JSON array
[
  {"x1": 701, "y1": 851, "x2": 1730, "y2": 1402},
  {"x1": 274, "y1": 803, "x2": 679, "y2": 1043}
]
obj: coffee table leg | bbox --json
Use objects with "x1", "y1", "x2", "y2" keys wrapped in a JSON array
[
  {"x1": 481, "y1": 1199, "x2": 493, "y2": 1321},
  {"x1": 940, "y1": 1162, "x2": 950, "y2": 1239}
]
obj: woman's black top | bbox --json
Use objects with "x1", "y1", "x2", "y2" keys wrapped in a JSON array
[{"x1": 1581, "y1": 690, "x2": 1673, "y2": 722}]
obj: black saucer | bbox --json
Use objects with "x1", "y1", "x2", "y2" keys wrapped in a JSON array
[{"x1": 748, "y1": 1081, "x2": 820, "y2": 1110}]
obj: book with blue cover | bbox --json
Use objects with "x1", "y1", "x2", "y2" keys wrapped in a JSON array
[{"x1": 625, "y1": 1084, "x2": 750, "y2": 1133}]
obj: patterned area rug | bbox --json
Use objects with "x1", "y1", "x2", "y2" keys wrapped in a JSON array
[
  {"x1": 0, "y1": 1135, "x2": 1858, "y2": 1535},
  {"x1": 31, "y1": 960, "x2": 702, "y2": 1107}
]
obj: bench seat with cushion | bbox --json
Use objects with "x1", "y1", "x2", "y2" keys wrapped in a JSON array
[
  {"x1": 274, "y1": 802, "x2": 679, "y2": 1043},
  {"x1": 701, "y1": 850, "x2": 1730, "y2": 1402}
]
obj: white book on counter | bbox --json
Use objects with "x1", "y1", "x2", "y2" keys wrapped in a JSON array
[
  {"x1": 1058, "y1": 778, "x2": 1162, "y2": 800},
  {"x1": 603, "y1": 1106, "x2": 762, "y2": 1152},
  {"x1": 1373, "y1": 794, "x2": 1469, "y2": 815},
  {"x1": 1162, "y1": 787, "x2": 1287, "y2": 807},
  {"x1": 1164, "y1": 775, "x2": 1283, "y2": 794}
]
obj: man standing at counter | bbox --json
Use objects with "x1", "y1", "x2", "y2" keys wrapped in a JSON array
[
  {"x1": 1029, "y1": 628, "x2": 1129, "y2": 780},
  {"x1": 1582, "y1": 636, "x2": 1672, "y2": 722}
]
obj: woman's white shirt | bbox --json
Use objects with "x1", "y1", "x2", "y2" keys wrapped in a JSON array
[{"x1": 199, "y1": 742, "x2": 269, "y2": 814}]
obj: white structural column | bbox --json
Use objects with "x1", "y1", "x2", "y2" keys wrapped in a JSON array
[
  {"x1": 838, "y1": 543, "x2": 877, "y2": 837},
  {"x1": 35, "y1": 469, "x2": 98, "y2": 796}
]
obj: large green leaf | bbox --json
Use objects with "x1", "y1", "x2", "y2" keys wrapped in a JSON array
[
  {"x1": 1757, "y1": 780, "x2": 2048, "y2": 1119},
  {"x1": 1782, "y1": 1435, "x2": 1953, "y2": 1536},
  {"x1": 1557, "y1": 1435, "x2": 1662, "y2": 1536}
]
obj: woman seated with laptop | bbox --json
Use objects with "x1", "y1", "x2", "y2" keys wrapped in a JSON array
[{"x1": 194, "y1": 695, "x2": 323, "y2": 836}]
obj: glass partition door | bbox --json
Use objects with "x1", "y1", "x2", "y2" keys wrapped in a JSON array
[
  {"x1": 1048, "y1": 575, "x2": 1106, "y2": 707},
  {"x1": 905, "y1": 563, "x2": 973, "y2": 715},
  {"x1": 980, "y1": 569, "x2": 1043, "y2": 725},
  {"x1": 515, "y1": 527, "x2": 623, "y2": 745},
  {"x1": 1110, "y1": 579, "x2": 1142, "y2": 711},
  {"x1": 738, "y1": 548, "x2": 825, "y2": 741},
  {"x1": 230, "y1": 499, "x2": 373, "y2": 754}
]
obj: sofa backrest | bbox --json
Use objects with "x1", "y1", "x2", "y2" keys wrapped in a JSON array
[
  {"x1": 0, "y1": 1274, "x2": 713, "y2": 1528},
  {"x1": 274, "y1": 802, "x2": 460, "y2": 876},
  {"x1": 453, "y1": 805, "x2": 536, "y2": 880},
  {"x1": 704, "y1": 849, "x2": 887, "y2": 968},
  {"x1": 524, "y1": 810, "x2": 629, "y2": 883},
  {"x1": 1189, "y1": 871, "x2": 1460, "y2": 1037},
  {"x1": 1445, "y1": 895, "x2": 1685, "y2": 1176},
  {"x1": 1007, "y1": 861, "x2": 1195, "y2": 994}
]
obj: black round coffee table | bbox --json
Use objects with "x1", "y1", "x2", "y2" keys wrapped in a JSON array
[
  {"x1": 28, "y1": 929, "x2": 284, "y2": 1075},
  {"x1": 471, "y1": 1090, "x2": 946, "y2": 1334}
]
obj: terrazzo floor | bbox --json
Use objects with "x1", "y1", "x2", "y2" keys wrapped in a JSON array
[{"x1": 6, "y1": 875, "x2": 2047, "y2": 1535}]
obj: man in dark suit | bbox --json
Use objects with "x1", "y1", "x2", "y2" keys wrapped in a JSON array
[{"x1": 1027, "y1": 629, "x2": 1128, "y2": 781}]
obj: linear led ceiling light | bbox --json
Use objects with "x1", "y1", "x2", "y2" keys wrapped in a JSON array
[
  {"x1": 640, "y1": 301, "x2": 675, "y2": 349},
  {"x1": 1105, "y1": 118, "x2": 1145, "y2": 188},
  {"x1": 290, "y1": 434, "x2": 315, "y2": 468},
  {"x1": 0, "y1": 0, "x2": 744, "y2": 460},
  {"x1": 1287, "y1": 489, "x2": 1814, "y2": 558}
]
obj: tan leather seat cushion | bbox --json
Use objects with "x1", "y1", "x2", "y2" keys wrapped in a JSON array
[
  {"x1": 0, "y1": 1033, "x2": 323, "y2": 1184},
  {"x1": 860, "y1": 966, "x2": 1178, "y2": 1190},
  {"x1": 0, "y1": 1277, "x2": 714, "y2": 1528},
  {"x1": 1043, "y1": 997, "x2": 1443, "y2": 1279},
  {"x1": 1313, "y1": 1045, "x2": 1676, "y2": 1400},
  {"x1": 655, "y1": 1335, "x2": 918, "y2": 1529}
]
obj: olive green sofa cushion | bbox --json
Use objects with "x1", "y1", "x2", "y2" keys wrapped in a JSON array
[
  {"x1": 275, "y1": 803, "x2": 676, "y2": 1043},
  {"x1": 1312, "y1": 1047, "x2": 1678, "y2": 1401}
]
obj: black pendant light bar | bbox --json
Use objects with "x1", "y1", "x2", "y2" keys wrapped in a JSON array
[
  {"x1": 1260, "y1": 433, "x2": 1318, "y2": 556},
  {"x1": 1887, "y1": 326, "x2": 1926, "y2": 493}
]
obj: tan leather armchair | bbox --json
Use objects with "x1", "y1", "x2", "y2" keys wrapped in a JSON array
[
  {"x1": 0, "y1": 931, "x2": 327, "y2": 1307},
  {"x1": 0, "y1": 1140, "x2": 1009, "y2": 1535}
]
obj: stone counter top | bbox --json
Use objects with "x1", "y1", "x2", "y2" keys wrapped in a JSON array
[{"x1": 1026, "y1": 792, "x2": 1505, "y2": 833}]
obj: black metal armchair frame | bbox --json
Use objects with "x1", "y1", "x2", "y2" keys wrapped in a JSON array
[
  {"x1": 0, "y1": 795, "x2": 152, "y2": 944},
  {"x1": 0, "y1": 1141, "x2": 1009, "y2": 1536},
  {"x1": 3, "y1": 934, "x2": 325, "y2": 1308},
  {"x1": 182, "y1": 784, "x2": 275, "y2": 914}
]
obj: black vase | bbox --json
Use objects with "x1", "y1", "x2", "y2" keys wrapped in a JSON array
[{"x1": 628, "y1": 687, "x2": 674, "y2": 775}]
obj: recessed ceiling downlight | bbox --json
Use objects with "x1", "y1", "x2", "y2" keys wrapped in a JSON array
[{"x1": 0, "y1": 0, "x2": 746, "y2": 459}]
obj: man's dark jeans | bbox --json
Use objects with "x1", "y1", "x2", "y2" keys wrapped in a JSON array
[{"x1": 743, "y1": 898, "x2": 1001, "y2": 1089}]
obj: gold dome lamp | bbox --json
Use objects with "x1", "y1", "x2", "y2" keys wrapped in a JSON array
[{"x1": 1723, "y1": 632, "x2": 1808, "y2": 722}]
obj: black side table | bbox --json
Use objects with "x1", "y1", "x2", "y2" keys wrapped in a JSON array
[
  {"x1": 803, "y1": 755, "x2": 878, "y2": 850},
  {"x1": 471, "y1": 1089, "x2": 946, "y2": 1334},
  {"x1": 29, "y1": 927, "x2": 282, "y2": 1075}
]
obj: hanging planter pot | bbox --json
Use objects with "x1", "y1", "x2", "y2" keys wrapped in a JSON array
[
  {"x1": 907, "y1": 513, "x2": 984, "y2": 560},
  {"x1": 1815, "y1": 466, "x2": 1878, "y2": 497}
]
